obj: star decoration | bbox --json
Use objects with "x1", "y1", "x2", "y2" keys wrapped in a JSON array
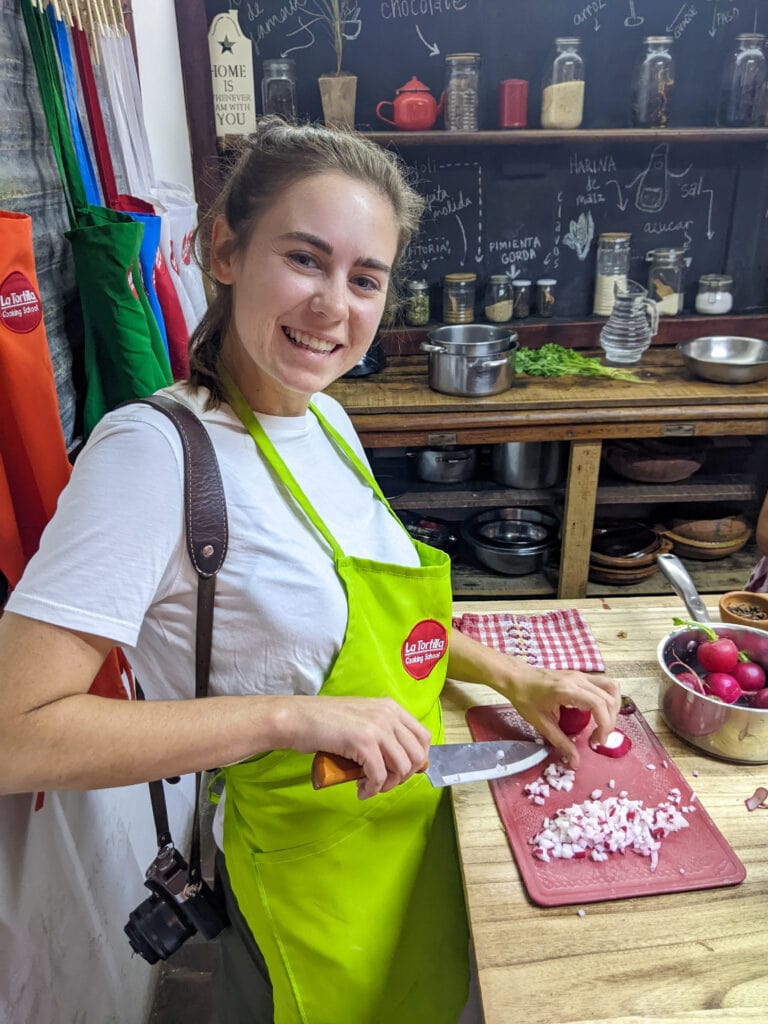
[{"x1": 219, "y1": 35, "x2": 235, "y2": 53}]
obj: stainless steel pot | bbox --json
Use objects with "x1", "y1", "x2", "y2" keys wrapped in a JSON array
[
  {"x1": 657, "y1": 553, "x2": 768, "y2": 763},
  {"x1": 491, "y1": 441, "x2": 566, "y2": 489},
  {"x1": 415, "y1": 446, "x2": 477, "y2": 484},
  {"x1": 421, "y1": 325, "x2": 518, "y2": 397}
]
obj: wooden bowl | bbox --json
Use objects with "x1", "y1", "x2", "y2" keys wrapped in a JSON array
[
  {"x1": 670, "y1": 514, "x2": 748, "y2": 544},
  {"x1": 589, "y1": 560, "x2": 660, "y2": 585},
  {"x1": 666, "y1": 530, "x2": 751, "y2": 561},
  {"x1": 604, "y1": 440, "x2": 706, "y2": 484},
  {"x1": 719, "y1": 591, "x2": 768, "y2": 631}
]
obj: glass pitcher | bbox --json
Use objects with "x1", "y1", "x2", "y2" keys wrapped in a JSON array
[{"x1": 599, "y1": 280, "x2": 659, "y2": 365}]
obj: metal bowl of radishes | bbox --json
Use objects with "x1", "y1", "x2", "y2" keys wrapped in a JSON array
[{"x1": 656, "y1": 554, "x2": 768, "y2": 763}]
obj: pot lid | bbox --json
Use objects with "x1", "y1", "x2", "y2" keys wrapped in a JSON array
[{"x1": 397, "y1": 76, "x2": 431, "y2": 93}]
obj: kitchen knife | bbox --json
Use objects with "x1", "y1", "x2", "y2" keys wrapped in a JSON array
[{"x1": 312, "y1": 740, "x2": 548, "y2": 790}]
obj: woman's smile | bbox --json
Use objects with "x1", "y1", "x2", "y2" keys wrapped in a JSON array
[{"x1": 282, "y1": 325, "x2": 341, "y2": 355}]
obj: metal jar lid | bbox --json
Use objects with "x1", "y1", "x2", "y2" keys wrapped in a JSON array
[
  {"x1": 489, "y1": 274, "x2": 509, "y2": 283},
  {"x1": 699, "y1": 273, "x2": 733, "y2": 288},
  {"x1": 444, "y1": 272, "x2": 477, "y2": 283},
  {"x1": 645, "y1": 248, "x2": 686, "y2": 264},
  {"x1": 644, "y1": 36, "x2": 673, "y2": 45},
  {"x1": 406, "y1": 279, "x2": 429, "y2": 292},
  {"x1": 512, "y1": 279, "x2": 532, "y2": 288}
]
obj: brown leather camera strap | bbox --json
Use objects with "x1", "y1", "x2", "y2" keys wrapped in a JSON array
[{"x1": 134, "y1": 394, "x2": 229, "y2": 885}]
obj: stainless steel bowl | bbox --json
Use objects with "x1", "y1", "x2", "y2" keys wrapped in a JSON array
[
  {"x1": 657, "y1": 624, "x2": 768, "y2": 763},
  {"x1": 656, "y1": 552, "x2": 768, "y2": 763},
  {"x1": 677, "y1": 336, "x2": 768, "y2": 384},
  {"x1": 461, "y1": 508, "x2": 558, "y2": 575}
]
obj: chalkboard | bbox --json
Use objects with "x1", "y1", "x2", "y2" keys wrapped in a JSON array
[{"x1": 202, "y1": 0, "x2": 768, "y2": 315}]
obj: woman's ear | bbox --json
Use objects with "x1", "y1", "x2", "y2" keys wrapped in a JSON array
[{"x1": 210, "y1": 215, "x2": 237, "y2": 284}]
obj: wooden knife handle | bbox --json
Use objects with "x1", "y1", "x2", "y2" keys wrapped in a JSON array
[
  {"x1": 311, "y1": 752, "x2": 429, "y2": 790},
  {"x1": 312, "y1": 752, "x2": 364, "y2": 789}
]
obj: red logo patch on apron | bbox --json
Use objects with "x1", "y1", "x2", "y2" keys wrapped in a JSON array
[
  {"x1": 401, "y1": 619, "x2": 448, "y2": 680},
  {"x1": 0, "y1": 271, "x2": 42, "y2": 333},
  {"x1": 127, "y1": 266, "x2": 139, "y2": 300},
  {"x1": 182, "y1": 230, "x2": 193, "y2": 266}
]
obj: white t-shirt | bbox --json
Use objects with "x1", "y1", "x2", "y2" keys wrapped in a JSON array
[{"x1": 8, "y1": 382, "x2": 420, "y2": 701}]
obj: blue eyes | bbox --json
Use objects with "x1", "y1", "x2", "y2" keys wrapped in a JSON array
[{"x1": 287, "y1": 252, "x2": 381, "y2": 292}]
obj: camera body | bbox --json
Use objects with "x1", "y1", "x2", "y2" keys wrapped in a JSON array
[{"x1": 124, "y1": 844, "x2": 228, "y2": 964}]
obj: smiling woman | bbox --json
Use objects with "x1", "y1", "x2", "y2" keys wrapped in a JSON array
[{"x1": 0, "y1": 117, "x2": 621, "y2": 1024}]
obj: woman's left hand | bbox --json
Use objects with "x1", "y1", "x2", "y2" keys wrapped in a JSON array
[
  {"x1": 447, "y1": 631, "x2": 622, "y2": 769},
  {"x1": 498, "y1": 663, "x2": 621, "y2": 768}
]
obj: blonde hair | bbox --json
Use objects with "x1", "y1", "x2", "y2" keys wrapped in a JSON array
[{"x1": 188, "y1": 117, "x2": 425, "y2": 404}]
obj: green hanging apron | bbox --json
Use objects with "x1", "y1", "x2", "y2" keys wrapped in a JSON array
[{"x1": 219, "y1": 376, "x2": 470, "y2": 1024}]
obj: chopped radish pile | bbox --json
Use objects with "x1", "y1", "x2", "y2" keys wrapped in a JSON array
[
  {"x1": 589, "y1": 729, "x2": 631, "y2": 758},
  {"x1": 524, "y1": 762, "x2": 575, "y2": 803},
  {"x1": 529, "y1": 789, "x2": 690, "y2": 871}
]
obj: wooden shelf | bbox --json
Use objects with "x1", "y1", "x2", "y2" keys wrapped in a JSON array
[
  {"x1": 451, "y1": 544, "x2": 760, "y2": 601},
  {"x1": 362, "y1": 128, "x2": 768, "y2": 147},
  {"x1": 379, "y1": 312, "x2": 768, "y2": 355}
]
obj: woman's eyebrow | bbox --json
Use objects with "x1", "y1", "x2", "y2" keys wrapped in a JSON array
[{"x1": 278, "y1": 231, "x2": 392, "y2": 274}]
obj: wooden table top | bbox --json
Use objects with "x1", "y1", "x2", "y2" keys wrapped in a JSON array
[
  {"x1": 444, "y1": 596, "x2": 768, "y2": 1024},
  {"x1": 328, "y1": 349, "x2": 768, "y2": 445}
]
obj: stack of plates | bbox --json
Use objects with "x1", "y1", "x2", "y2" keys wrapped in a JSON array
[
  {"x1": 588, "y1": 521, "x2": 669, "y2": 586},
  {"x1": 461, "y1": 508, "x2": 559, "y2": 576}
]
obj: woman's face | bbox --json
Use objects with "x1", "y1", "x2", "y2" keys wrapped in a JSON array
[{"x1": 212, "y1": 171, "x2": 399, "y2": 416}]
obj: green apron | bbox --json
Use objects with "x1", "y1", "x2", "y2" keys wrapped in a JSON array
[{"x1": 219, "y1": 376, "x2": 470, "y2": 1024}]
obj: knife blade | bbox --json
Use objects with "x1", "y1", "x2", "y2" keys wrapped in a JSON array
[{"x1": 312, "y1": 740, "x2": 548, "y2": 790}]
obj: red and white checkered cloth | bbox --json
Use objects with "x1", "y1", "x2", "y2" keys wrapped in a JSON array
[{"x1": 452, "y1": 608, "x2": 605, "y2": 673}]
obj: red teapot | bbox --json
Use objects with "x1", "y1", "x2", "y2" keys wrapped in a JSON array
[{"x1": 376, "y1": 76, "x2": 445, "y2": 131}]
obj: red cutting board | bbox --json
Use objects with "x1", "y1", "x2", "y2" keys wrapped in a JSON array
[{"x1": 466, "y1": 703, "x2": 745, "y2": 907}]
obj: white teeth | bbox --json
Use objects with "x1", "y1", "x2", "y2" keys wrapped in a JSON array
[{"x1": 284, "y1": 327, "x2": 336, "y2": 353}]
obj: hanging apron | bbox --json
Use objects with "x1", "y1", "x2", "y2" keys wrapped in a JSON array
[{"x1": 219, "y1": 377, "x2": 470, "y2": 1024}]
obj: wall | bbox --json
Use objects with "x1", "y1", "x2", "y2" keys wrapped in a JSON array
[{"x1": 0, "y1": 2, "x2": 196, "y2": 1023}]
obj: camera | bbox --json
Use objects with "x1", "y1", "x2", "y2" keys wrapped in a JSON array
[{"x1": 124, "y1": 844, "x2": 229, "y2": 964}]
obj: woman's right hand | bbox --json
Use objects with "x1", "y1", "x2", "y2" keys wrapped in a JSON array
[{"x1": 283, "y1": 695, "x2": 432, "y2": 800}]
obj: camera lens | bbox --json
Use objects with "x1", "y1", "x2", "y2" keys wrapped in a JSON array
[{"x1": 124, "y1": 892, "x2": 195, "y2": 964}]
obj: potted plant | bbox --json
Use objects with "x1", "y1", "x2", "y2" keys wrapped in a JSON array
[{"x1": 314, "y1": 1, "x2": 359, "y2": 128}]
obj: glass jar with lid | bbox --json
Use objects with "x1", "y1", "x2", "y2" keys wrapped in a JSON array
[
  {"x1": 444, "y1": 53, "x2": 481, "y2": 131},
  {"x1": 261, "y1": 58, "x2": 297, "y2": 120},
  {"x1": 512, "y1": 279, "x2": 532, "y2": 318},
  {"x1": 536, "y1": 278, "x2": 558, "y2": 317},
  {"x1": 646, "y1": 248, "x2": 686, "y2": 316},
  {"x1": 631, "y1": 36, "x2": 674, "y2": 127},
  {"x1": 403, "y1": 279, "x2": 430, "y2": 326},
  {"x1": 695, "y1": 274, "x2": 734, "y2": 315},
  {"x1": 717, "y1": 34, "x2": 767, "y2": 127},
  {"x1": 593, "y1": 232, "x2": 631, "y2": 316},
  {"x1": 484, "y1": 275, "x2": 513, "y2": 322},
  {"x1": 442, "y1": 272, "x2": 477, "y2": 323},
  {"x1": 541, "y1": 38, "x2": 585, "y2": 129}
]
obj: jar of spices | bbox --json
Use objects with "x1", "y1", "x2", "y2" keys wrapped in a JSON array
[
  {"x1": 261, "y1": 59, "x2": 297, "y2": 120},
  {"x1": 541, "y1": 38, "x2": 585, "y2": 129},
  {"x1": 484, "y1": 275, "x2": 513, "y2": 322},
  {"x1": 498, "y1": 79, "x2": 528, "y2": 128},
  {"x1": 695, "y1": 274, "x2": 734, "y2": 315},
  {"x1": 631, "y1": 36, "x2": 674, "y2": 128},
  {"x1": 593, "y1": 232, "x2": 631, "y2": 316},
  {"x1": 403, "y1": 279, "x2": 430, "y2": 326},
  {"x1": 444, "y1": 53, "x2": 481, "y2": 131},
  {"x1": 646, "y1": 248, "x2": 686, "y2": 315},
  {"x1": 717, "y1": 34, "x2": 767, "y2": 127},
  {"x1": 512, "y1": 279, "x2": 532, "y2": 319},
  {"x1": 536, "y1": 278, "x2": 558, "y2": 317},
  {"x1": 442, "y1": 272, "x2": 477, "y2": 324}
]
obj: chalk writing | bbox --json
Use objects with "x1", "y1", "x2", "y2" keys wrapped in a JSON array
[
  {"x1": 625, "y1": 0, "x2": 644, "y2": 27},
  {"x1": 573, "y1": 0, "x2": 606, "y2": 30},
  {"x1": 710, "y1": 3, "x2": 740, "y2": 37},
  {"x1": 380, "y1": 0, "x2": 468, "y2": 19},
  {"x1": 666, "y1": 2, "x2": 698, "y2": 39},
  {"x1": 563, "y1": 212, "x2": 595, "y2": 260}
]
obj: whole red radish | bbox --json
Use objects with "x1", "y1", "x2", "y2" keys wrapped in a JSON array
[
  {"x1": 749, "y1": 688, "x2": 768, "y2": 709},
  {"x1": 732, "y1": 660, "x2": 767, "y2": 692},
  {"x1": 558, "y1": 705, "x2": 591, "y2": 735},
  {"x1": 704, "y1": 672, "x2": 742, "y2": 704},
  {"x1": 697, "y1": 637, "x2": 739, "y2": 673}
]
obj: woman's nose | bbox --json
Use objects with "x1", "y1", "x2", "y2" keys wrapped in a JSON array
[{"x1": 310, "y1": 276, "x2": 348, "y2": 320}]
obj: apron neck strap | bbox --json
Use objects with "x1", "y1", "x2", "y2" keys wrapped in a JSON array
[{"x1": 220, "y1": 365, "x2": 345, "y2": 558}]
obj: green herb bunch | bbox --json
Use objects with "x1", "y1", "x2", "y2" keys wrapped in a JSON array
[{"x1": 515, "y1": 344, "x2": 649, "y2": 383}]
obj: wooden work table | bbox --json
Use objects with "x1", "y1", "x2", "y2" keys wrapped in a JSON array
[
  {"x1": 444, "y1": 596, "x2": 768, "y2": 1024},
  {"x1": 328, "y1": 348, "x2": 768, "y2": 599}
]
